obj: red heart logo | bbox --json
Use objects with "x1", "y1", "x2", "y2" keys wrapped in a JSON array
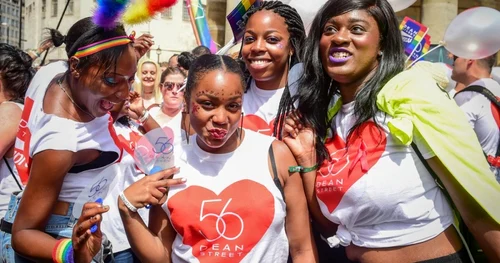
[
  {"x1": 242, "y1": 115, "x2": 275, "y2": 136},
  {"x1": 168, "y1": 180, "x2": 275, "y2": 263},
  {"x1": 316, "y1": 122, "x2": 387, "y2": 213}
]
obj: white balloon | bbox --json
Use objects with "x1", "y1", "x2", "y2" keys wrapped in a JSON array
[
  {"x1": 444, "y1": 7, "x2": 500, "y2": 59},
  {"x1": 387, "y1": 0, "x2": 417, "y2": 12}
]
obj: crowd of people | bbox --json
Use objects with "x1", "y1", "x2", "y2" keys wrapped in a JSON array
[{"x1": 0, "y1": 0, "x2": 499, "y2": 262}]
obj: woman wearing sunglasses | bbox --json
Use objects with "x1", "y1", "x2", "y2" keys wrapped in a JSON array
[{"x1": 149, "y1": 66, "x2": 187, "y2": 146}]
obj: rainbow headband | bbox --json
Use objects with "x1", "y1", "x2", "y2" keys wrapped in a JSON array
[{"x1": 73, "y1": 32, "x2": 135, "y2": 59}]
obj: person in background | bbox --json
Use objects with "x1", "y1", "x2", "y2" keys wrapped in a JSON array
[
  {"x1": 191, "y1": 45, "x2": 212, "y2": 57},
  {"x1": 281, "y1": 0, "x2": 500, "y2": 261},
  {"x1": 134, "y1": 59, "x2": 162, "y2": 108},
  {"x1": 0, "y1": 43, "x2": 35, "y2": 233},
  {"x1": 239, "y1": 1, "x2": 305, "y2": 137},
  {"x1": 149, "y1": 67, "x2": 186, "y2": 146},
  {"x1": 168, "y1": 54, "x2": 179, "y2": 68},
  {"x1": 452, "y1": 53, "x2": 500, "y2": 182},
  {"x1": 118, "y1": 54, "x2": 318, "y2": 263},
  {"x1": 159, "y1": 61, "x2": 169, "y2": 73},
  {"x1": 102, "y1": 91, "x2": 162, "y2": 263}
]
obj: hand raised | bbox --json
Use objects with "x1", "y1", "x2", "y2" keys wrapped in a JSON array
[
  {"x1": 133, "y1": 33, "x2": 154, "y2": 59},
  {"x1": 282, "y1": 112, "x2": 317, "y2": 167},
  {"x1": 121, "y1": 167, "x2": 185, "y2": 210}
]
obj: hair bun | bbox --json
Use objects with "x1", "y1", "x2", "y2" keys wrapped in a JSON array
[{"x1": 48, "y1": 28, "x2": 66, "y2": 47}]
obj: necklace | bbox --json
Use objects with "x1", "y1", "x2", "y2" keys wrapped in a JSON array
[{"x1": 57, "y1": 78, "x2": 94, "y2": 119}]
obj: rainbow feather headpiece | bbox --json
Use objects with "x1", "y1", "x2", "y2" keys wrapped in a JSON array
[
  {"x1": 123, "y1": 0, "x2": 178, "y2": 25},
  {"x1": 74, "y1": 32, "x2": 135, "y2": 58}
]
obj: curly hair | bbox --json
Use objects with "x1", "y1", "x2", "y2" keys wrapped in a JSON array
[{"x1": 0, "y1": 43, "x2": 35, "y2": 103}]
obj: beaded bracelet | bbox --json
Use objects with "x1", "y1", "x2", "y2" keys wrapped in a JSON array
[
  {"x1": 288, "y1": 164, "x2": 319, "y2": 173},
  {"x1": 119, "y1": 191, "x2": 138, "y2": 212},
  {"x1": 52, "y1": 238, "x2": 74, "y2": 263}
]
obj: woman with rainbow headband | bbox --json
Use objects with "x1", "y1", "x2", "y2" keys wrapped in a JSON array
[{"x1": 0, "y1": 17, "x2": 160, "y2": 263}]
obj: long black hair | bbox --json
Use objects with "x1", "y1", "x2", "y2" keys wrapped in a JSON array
[
  {"x1": 43, "y1": 17, "x2": 131, "y2": 78},
  {"x1": 0, "y1": 43, "x2": 35, "y2": 103},
  {"x1": 291, "y1": 0, "x2": 405, "y2": 164},
  {"x1": 238, "y1": 0, "x2": 306, "y2": 138}
]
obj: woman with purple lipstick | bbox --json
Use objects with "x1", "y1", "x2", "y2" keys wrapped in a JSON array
[{"x1": 278, "y1": 0, "x2": 500, "y2": 262}]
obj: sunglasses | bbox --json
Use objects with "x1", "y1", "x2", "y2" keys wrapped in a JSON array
[
  {"x1": 161, "y1": 81, "x2": 184, "y2": 92},
  {"x1": 453, "y1": 55, "x2": 458, "y2": 61}
]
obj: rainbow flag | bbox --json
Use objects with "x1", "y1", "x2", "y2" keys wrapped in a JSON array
[
  {"x1": 185, "y1": 0, "x2": 217, "y2": 53},
  {"x1": 399, "y1": 16, "x2": 429, "y2": 57},
  {"x1": 227, "y1": 0, "x2": 261, "y2": 41},
  {"x1": 410, "y1": 34, "x2": 431, "y2": 61}
]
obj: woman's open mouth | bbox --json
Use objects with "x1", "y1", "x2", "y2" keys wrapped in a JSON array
[{"x1": 100, "y1": 99, "x2": 116, "y2": 111}]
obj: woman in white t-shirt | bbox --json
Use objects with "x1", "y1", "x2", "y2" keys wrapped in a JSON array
[
  {"x1": 3, "y1": 17, "x2": 157, "y2": 263},
  {"x1": 118, "y1": 54, "x2": 317, "y2": 262},
  {"x1": 281, "y1": 0, "x2": 500, "y2": 262},
  {"x1": 149, "y1": 66, "x2": 186, "y2": 145},
  {"x1": 0, "y1": 44, "x2": 35, "y2": 221},
  {"x1": 239, "y1": 1, "x2": 305, "y2": 137}
]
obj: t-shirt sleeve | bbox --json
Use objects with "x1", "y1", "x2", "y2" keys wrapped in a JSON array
[
  {"x1": 454, "y1": 91, "x2": 479, "y2": 129},
  {"x1": 30, "y1": 116, "x2": 78, "y2": 156}
]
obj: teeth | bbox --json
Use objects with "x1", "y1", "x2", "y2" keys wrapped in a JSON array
[
  {"x1": 331, "y1": 52, "x2": 351, "y2": 58},
  {"x1": 251, "y1": 60, "x2": 270, "y2": 65}
]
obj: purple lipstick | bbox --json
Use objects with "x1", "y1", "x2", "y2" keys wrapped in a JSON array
[{"x1": 329, "y1": 47, "x2": 352, "y2": 63}]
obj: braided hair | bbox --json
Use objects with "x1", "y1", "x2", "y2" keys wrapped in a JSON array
[
  {"x1": 239, "y1": 1, "x2": 306, "y2": 138},
  {"x1": 0, "y1": 43, "x2": 35, "y2": 103}
]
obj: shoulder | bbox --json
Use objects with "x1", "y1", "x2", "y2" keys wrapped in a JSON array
[{"x1": 0, "y1": 102, "x2": 23, "y2": 115}]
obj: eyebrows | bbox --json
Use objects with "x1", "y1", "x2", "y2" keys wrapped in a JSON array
[
  {"x1": 326, "y1": 17, "x2": 371, "y2": 26},
  {"x1": 245, "y1": 29, "x2": 281, "y2": 35},
  {"x1": 197, "y1": 93, "x2": 242, "y2": 101}
]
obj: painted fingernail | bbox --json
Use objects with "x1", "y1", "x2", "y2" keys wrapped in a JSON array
[
  {"x1": 103, "y1": 205, "x2": 110, "y2": 211},
  {"x1": 180, "y1": 178, "x2": 187, "y2": 183}
]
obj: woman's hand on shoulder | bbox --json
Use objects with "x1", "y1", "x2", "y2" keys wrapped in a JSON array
[{"x1": 282, "y1": 111, "x2": 317, "y2": 167}]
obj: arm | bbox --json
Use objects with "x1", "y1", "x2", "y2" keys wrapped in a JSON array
[
  {"x1": 128, "y1": 91, "x2": 161, "y2": 132},
  {"x1": 271, "y1": 141, "x2": 318, "y2": 263},
  {"x1": 11, "y1": 150, "x2": 109, "y2": 262},
  {"x1": 0, "y1": 103, "x2": 22, "y2": 158},
  {"x1": 11, "y1": 150, "x2": 74, "y2": 261},
  {"x1": 119, "y1": 167, "x2": 185, "y2": 262},
  {"x1": 426, "y1": 157, "x2": 500, "y2": 261}
]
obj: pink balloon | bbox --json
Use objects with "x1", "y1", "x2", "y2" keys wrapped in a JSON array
[
  {"x1": 387, "y1": 0, "x2": 417, "y2": 12},
  {"x1": 444, "y1": 7, "x2": 500, "y2": 59}
]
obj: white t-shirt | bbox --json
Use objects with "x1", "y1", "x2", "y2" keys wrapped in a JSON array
[
  {"x1": 13, "y1": 61, "x2": 121, "y2": 203},
  {"x1": 317, "y1": 102, "x2": 453, "y2": 248},
  {"x1": 165, "y1": 130, "x2": 289, "y2": 262},
  {"x1": 454, "y1": 78, "x2": 500, "y2": 157},
  {"x1": 0, "y1": 102, "x2": 23, "y2": 218},
  {"x1": 101, "y1": 120, "x2": 149, "y2": 253},
  {"x1": 149, "y1": 106, "x2": 184, "y2": 147},
  {"x1": 242, "y1": 80, "x2": 284, "y2": 136}
]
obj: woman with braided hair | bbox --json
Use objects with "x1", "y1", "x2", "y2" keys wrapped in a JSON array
[{"x1": 239, "y1": 1, "x2": 305, "y2": 138}]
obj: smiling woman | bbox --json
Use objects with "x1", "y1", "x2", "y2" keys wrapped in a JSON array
[
  {"x1": 118, "y1": 54, "x2": 318, "y2": 263},
  {"x1": 134, "y1": 59, "x2": 162, "y2": 109},
  {"x1": 0, "y1": 17, "x2": 139, "y2": 263},
  {"x1": 239, "y1": 1, "x2": 305, "y2": 137}
]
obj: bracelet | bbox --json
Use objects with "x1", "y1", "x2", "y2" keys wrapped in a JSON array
[
  {"x1": 119, "y1": 191, "x2": 138, "y2": 212},
  {"x1": 288, "y1": 164, "x2": 318, "y2": 173},
  {"x1": 52, "y1": 238, "x2": 74, "y2": 263},
  {"x1": 138, "y1": 109, "x2": 150, "y2": 124}
]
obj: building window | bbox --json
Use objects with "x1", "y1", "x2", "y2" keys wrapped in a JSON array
[
  {"x1": 161, "y1": 8, "x2": 172, "y2": 19},
  {"x1": 66, "y1": 0, "x2": 73, "y2": 15},
  {"x1": 51, "y1": 0, "x2": 58, "y2": 17},
  {"x1": 42, "y1": 0, "x2": 46, "y2": 19},
  {"x1": 182, "y1": 1, "x2": 190, "y2": 21}
]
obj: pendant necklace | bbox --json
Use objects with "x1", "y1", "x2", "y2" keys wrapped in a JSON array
[{"x1": 57, "y1": 77, "x2": 94, "y2": 119}]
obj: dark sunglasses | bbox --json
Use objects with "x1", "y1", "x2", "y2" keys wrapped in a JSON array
[{"x1": 161, "y1": 81, "x2": 184, "y2": 91}]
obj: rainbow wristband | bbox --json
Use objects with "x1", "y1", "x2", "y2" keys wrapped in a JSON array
[{"x1": 52, "y1": 239, "x2": 74, "y2": 263}]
